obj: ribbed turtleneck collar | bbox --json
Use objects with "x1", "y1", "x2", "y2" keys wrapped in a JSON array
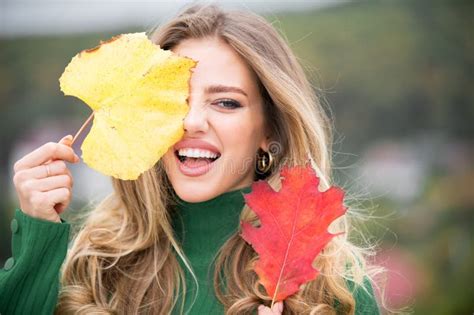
[
  {"x1": 172, "y1": 185, "x2": 252, "y2": 268},
  {"x1": 175, "y1": 185, "x2": 252, "y2": 212}
]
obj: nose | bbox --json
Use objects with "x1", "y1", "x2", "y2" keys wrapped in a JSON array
[{"x1": 183, "y1": 97, "x2": 209, "y2": 134}]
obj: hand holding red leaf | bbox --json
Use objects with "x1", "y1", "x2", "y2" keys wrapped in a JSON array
[{"x1": 240, "y1": 163, "x2": 347, "y2": 305}]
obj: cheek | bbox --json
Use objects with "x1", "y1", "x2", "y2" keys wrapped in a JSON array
[
  {"x1": 161, "y1": 149, "x2": 176, "y2": 177},
  {"x1": 214, "y1": 114, "x2": 263, "y2": 160}
]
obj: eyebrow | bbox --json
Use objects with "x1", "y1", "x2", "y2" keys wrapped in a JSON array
[{"x1": 204, "y1": 84, "x2": 248, "y2": 97}]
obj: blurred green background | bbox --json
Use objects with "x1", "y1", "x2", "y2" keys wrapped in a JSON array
[{"x1": 1, "y1": 1, "x2": 472, "y2": 314}]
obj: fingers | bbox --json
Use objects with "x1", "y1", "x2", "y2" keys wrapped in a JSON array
[
  {"x1": 23, "y1": 188, "x2": 71, "y2": 222},
  {"x1": 54, "y1": 202, "x2": 67, "y2": 215},
  {"x1": 12, "y1": 135, "x2": 78, "y2": 222},
  {"x1": 13, "y1": 135, "x2": 79, "y2": 172},
  {"x1": 14, "y1": 159, "x2": 69, "y2": 182},
  {"x1": 22, "y1": 175, "x2": 73, "y2": 193},
  {"x1": 258, "y1": 302, "x2": 284, "y2": 315},
  {"x1": 46, "y1": 188, "x2": 71, "y2": 209}
]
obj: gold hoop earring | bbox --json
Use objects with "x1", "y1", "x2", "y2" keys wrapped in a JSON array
[{"x1": 256, "y1": 148, "x2": 274, "y2": 174}]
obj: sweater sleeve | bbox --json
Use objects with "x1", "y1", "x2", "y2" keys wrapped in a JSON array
[{"x1": 0, "y1": 208, "x2": 70, "y2": 315}]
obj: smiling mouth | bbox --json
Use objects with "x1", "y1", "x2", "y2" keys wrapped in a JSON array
[{"x1": 174, "y1": 150, "x2": 221, "y2": 163}]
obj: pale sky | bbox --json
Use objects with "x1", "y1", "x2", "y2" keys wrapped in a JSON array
[{"x1": 0, "y1": 0, "x2": 347, "y2": 38}]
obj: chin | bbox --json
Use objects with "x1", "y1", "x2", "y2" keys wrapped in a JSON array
[
  {"x1": 171, "y1": 181, "x2": 223, "y2": 203},
  {"x1": 162, "y1": 149, "x2": 253, "y2": 203}
]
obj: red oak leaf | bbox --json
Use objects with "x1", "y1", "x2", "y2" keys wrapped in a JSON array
[{"x1": 240, "y1": 163, "x2": 347, "y2": 302}]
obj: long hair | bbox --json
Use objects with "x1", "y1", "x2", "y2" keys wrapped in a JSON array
[{"x1": 56, "y1": 4, "x2": 381, "y2": 314}]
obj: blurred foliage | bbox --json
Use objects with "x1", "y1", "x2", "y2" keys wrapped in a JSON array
[
  {"x1": 356, "y1": 176, "x2": 473, "y2": 314},
  {"x1": 276, "y1": 0, "x2": 473, "y2": 152},
  {"x1": 0, "y1": 1, "x2": 472, "y2": 314}
]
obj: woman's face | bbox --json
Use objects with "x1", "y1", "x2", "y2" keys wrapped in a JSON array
[{"x1": 162, "y1": 37, "x2": 270, "y2": 202}]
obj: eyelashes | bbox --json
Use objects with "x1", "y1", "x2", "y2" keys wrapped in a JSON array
[{"x1": 213, "y1": 99, "x2": 242, "y2": 110}]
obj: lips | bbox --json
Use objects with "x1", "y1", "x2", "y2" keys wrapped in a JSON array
[
  {"x1": 172, "y1": 139, "x2": 221, "y2": 177},
  {"x1": 174, "y1": 138, "x2": 221, "y2": 163}
]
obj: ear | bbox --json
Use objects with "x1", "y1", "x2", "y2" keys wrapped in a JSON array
[
  {"x1": 258, "y1": 119, "x2": 273, "y2": 151},
  {"x1": 259, "y1": 134, "x2": 272, "y2": 152}
]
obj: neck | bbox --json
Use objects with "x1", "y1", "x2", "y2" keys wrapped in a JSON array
[
  {"x1": 172, "y1": 185, "x2": 253, "y2": 268},
  {"x1": 174, "y1": 185, "x2": 253, "y2": 211}
]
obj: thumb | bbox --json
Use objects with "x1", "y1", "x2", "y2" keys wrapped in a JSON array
[
  {"x1": 58, "y1": 134, "x2": 79, "y2": 163},
  {"x1": 272, "y1": 301, "x2": 284, "y2": 313},
  {"x1": 59, "y1": 134, "x2": 73, "y2": 146},
  {"x1": 258, "y1": 302, "x2": 284, "y2": 315}
]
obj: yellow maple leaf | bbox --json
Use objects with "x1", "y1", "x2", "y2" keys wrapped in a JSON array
[{"x1": 59, "y1": 32, "x2": 196, "y2": 180}]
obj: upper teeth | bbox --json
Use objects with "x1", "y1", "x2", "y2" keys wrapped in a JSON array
[{"x1": 178, "y1": 148, "x2": 219, "y2": 159}]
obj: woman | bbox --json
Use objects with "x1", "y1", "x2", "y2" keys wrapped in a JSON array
[{"x1": 1, "y1": 4, "x2": 381, "y2": 315}]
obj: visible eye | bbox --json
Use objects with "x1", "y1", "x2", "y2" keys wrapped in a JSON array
[{"x1": 213, "y1": 99, "x2": 242, "y2": 110}]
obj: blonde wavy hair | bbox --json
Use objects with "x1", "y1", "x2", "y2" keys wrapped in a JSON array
[{"x1": 56, "y1": 4, "x2": 382, "y2": 315}]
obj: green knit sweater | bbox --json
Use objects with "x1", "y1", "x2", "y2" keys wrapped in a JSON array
[{"x1": 0, "y1": 185, "x2": 380, "y2": 314}]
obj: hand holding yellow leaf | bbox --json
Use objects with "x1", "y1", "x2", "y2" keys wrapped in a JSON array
[{"x1": 59, "y1": 32, "x2": 196, "y2": 180}]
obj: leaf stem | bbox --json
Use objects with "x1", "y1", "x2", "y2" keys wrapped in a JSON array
[
  {"x1": 270, "y1": 191, "x2": 303, "y2": 309},
  {"x1": 71, "y1": 111, "x2": 94, "y2": 146}
]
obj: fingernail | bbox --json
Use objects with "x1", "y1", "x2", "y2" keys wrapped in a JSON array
[
  {"x1": 278, "y1": 302, "x2": 283, "y2": 312},
  {"x1": 61, "y1": 135, "x2": 72, "y2": 142},
  {"x1": 74, "y1": 154, "x2": 80, "y2": 162}
]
